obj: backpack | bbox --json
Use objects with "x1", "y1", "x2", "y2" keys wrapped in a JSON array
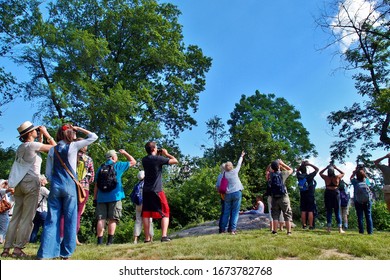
[
  {"x1": 97, "y1": 163, "x2": 117, "y2": 192},
  {"x1": 340, "y1": 189, "x2": 350, "y2": 207},
  {"x1": 297, "y1": 175, "x2": 309, "y2": 192},
  {"x1": 268, "y1": 172, "x2": 287, "y2": 197},
  {"x1": 130, "y1": 180, "x2": 143, "y2": 205},
  {"x1": 355, "y1": 182, "x2": 372, "y2": 204}
]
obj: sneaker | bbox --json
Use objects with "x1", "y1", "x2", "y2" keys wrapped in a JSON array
[
  {"x1": 161, "y1": 236, "x2": 171, "y2": 242},
  {"x1": 302, "y1": 225, "x2": 307, "y2": 229},
  {"x1": 271, "y1": 230, "x2": 277, "y2": 235},
  {"x1": 287, "y1": 232, "x2": 292, "y2": 236},
  {"x1": 309, "y1": 226, "x2": 315, "y2": 230}
]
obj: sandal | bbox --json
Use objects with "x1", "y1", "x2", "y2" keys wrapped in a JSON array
[
  {"x1": 1, "y1": 250, "x2": 10, "y2": 257},
  {"x1": 11, "y1": 250, "x2": 27, "y2": 258}
]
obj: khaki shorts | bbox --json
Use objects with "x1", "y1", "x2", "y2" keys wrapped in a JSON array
[
  {"x1": 271, "y1": 195, "x2": 293, "y2": 222},
  {"x1": 95, "y1": 200, "x2": 122, "y2": 221}
]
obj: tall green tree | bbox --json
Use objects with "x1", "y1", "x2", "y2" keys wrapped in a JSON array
[
  {"x1": 0, "y1": 0, "x2": 212, "y2": 149},
  {"x1": 318, "y1": 0, "x2": 390, "y2": 161},
  {"x1": 223, "y1": 91, "x2": 317, "y2": 194},
  {"x1": 203, "y1": 115, "x2": 227, "y2": 164}
]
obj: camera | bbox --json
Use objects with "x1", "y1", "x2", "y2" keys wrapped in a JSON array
[{"x1": 157, "y1": 148, "x2": 163, "y2": 156}]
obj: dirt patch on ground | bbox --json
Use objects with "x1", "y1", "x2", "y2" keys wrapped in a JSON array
[{"x1": 319, "y1": 249, "x2": 360, "y2": 260}]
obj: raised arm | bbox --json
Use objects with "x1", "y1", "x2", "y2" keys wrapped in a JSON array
[
  {"x1": 279, "y1": 160, "x2": 293, "y2": 175},
  {"x1": 374, "y1": 153, "x2": 390, "y2": 167},
  {"x1": 161, "y1": 149, "x2": 178, "y2": 165},
  {"x1": 118, "y1": 149, "x2": 137, "y2": 167},
  {"x1": 37, "y1": 126, "x2": 57, "y2": 153}
]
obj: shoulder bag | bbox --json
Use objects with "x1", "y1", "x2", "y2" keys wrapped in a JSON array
[
  {"x1": 54, "y1": 148, "x2": 86, "y2": 203},
  {"x1": 0, "y1": 193, "x2": 12, "y2": 213},
  {"x1": 218, "y1": 172, "x2": 228, "y2": 194}
]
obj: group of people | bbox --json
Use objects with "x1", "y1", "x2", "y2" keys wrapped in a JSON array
[
  {"x1": 216, "y1": 152, "x2": 390, "y2": 236},
  {"x1": 0, "y1": 121, "x2": 178, "y2": 259},
  {"x1": 1, "y1": 119, "x2": 389, "y2": 259}
]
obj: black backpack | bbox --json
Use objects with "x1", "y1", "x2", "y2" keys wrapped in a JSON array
[
  {"x1": 97, "y1": 163, "x2": 117, "y2": 192},
  {"x1": 268, "y1": 172, "x2": 287, "y2": 197}
]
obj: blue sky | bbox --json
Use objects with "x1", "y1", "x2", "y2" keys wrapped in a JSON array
[{"x1": 0, "y1": 0, "x2": 384, "y2": 184}]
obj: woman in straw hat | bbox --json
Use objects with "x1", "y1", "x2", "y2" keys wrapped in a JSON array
[{"x1": 1, "y1": 121, "x2": 56, "y2": 258}]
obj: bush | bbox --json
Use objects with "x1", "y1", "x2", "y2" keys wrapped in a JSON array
[{"x1": 372, "y1": 201, "x2": 390, "y2": 231}]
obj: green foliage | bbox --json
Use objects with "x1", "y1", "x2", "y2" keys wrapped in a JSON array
[
  {"x1": 227, "y1": 91, "x2": 317, "y2": 163},
  {"x1": 0, "y1": 145, "x2": 16, "y2": 179},
  {"x1": 0, "y1": 0, "x2": 212, "y2": 150},
  {"x1": 372, "y1": 201, "x2": 390, "y2": 231},
  {"x1": 166, "y1": 165, "x2": 222, "y2": 228},
  {"x1": 323, "y1": 0, "x2": 390, "y2": 161}
]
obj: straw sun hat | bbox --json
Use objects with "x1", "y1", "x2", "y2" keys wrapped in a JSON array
[{"x1": 17, "y1": 121, "x2": 39, "y2": 137}]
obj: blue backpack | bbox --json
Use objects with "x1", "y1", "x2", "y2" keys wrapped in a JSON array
[
  {"x1": 268, "y1": 172, "x2": 287, "y2": 197},
  {"x1": 298, "y1": 176, "x2": 309, "y2": 192},
  {"x1": 130, "y1": 181, "x2": 143, "y2": 206}
]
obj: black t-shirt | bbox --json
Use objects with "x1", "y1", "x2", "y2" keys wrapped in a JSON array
[{"x1": 142, "y1": 155, "x2": 170, "y2": 192}]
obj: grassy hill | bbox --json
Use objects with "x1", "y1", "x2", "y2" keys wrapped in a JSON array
[{"x1": 3, "y1": 227, "x2": 389, "y2": 260}]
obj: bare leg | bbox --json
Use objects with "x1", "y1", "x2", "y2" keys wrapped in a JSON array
[
  {"x1": 161, "y1": 217, "x2": 169, "y2": 237},
  {"x1": 143, "y1": 217, "x2": 151, "y2": 242}
]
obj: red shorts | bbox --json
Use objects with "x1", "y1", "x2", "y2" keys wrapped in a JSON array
[{"x1": 142, "y1": 191, "x2": 170, "y2": 219}]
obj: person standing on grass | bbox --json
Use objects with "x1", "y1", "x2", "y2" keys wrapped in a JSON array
[
  {"x1": 220, "y1": 151, "x2": 246, "y2": 235},
  {"x1": 296, "y1": 160, "x2": 319, "y2": 230},
  {"x1": 2, "y1": 121, "x2": 56, "y2": 258},
  {"x1": 29, "y1": 175, "x2": 50, "y2": 243},
  {"x1": 319, "y1": 162, "x2": 345, "y2": 234},
  {"x1": 350, "y1": 169, "x2": 373, "y2": 235},
  {"x1": 266, "y1": 159, "x2": 294, "y2": 235},
  {"x1": 94, "y1": 149, "x2": 136, "y2": 246},
  {"x1": 75, "y1": 141, "x2": 95, "y2": 245},
  {"x1": 132, "y1": 170, "x2": 154, "y2": 244},
  {"x1": 141, "y1": 142, "x2": 178, "y2": 243},
  {"x1": 215, "y1": 163, "x2": 231, "y2": 233},
  {"x1": 37, "y1": 124, "x2": 97, "y2": 260}
]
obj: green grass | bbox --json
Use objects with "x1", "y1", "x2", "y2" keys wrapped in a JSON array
[{"x1": 2, "y1": 227, "x2": 390, "y2": 260}]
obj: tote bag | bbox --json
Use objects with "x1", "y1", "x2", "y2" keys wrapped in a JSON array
[{"x1": 218, "y1": 172, "x2": 228, "y2": 194}]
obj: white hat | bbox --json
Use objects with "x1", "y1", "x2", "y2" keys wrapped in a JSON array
[
  {"x1": 105, "y1": 150, "x2": 118, "y2": 159},
  {"x1": 137, "y1": 170, "x2": 145, "y2": 180},
  {"x1": 17, "y1": 121, "x2": 39, "y2": 137}
]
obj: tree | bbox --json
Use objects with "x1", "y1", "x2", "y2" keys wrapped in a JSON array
[
  {"x1": 317, "y1": 0, "x2": 390, "y2": 161},
  {"x1": 203, "y1": 115, "x2": 227, "y2": 164},
  {"x1": 0, "y1": 0, "x2": 212, "y2": 149},
  {"x1": 222, "y1": 90, "x2": 317, "y2": 194},
  {"x1": 0, "y1": 145, "x2": 15, "y2": 179},
  {"x1": 0, "y1": 67, "x2": 19, "y2": 118},
  {"x1": 227, "y1": 91, "x2": 317, "y2": 163}
]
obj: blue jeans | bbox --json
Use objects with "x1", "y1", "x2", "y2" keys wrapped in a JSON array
[
  {"x1": 325, "y1": 189, "x2": 342, "y2": 227},
  {"x1": 37, "y1": 181, "x2": 78, "y2": 259},
  {"x1": 219, "y1": 198, "x2": 232, "y2": 232},
  {"x1": 220, "y1": 191, "x2": 242, "y2": 232},
  {"x1": 354, "y1": 201, "x2": 373, "y2": 234},
  {"x1": 0, "y1": 212, "x2": 10, "y2": 243},
  {"x1": 30, "y1": 211, "x2": 47, "y2": 243}
]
